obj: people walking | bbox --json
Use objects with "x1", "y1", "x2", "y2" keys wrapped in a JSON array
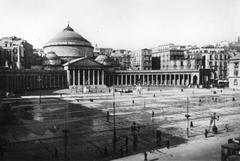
[
  {"x1": 205, "y1": 129, "x2": 208, "y2": 138},
  {"x1": 107, "y1": 111, "x2": 110, "y2": 121},
  {"x1": 104, "y1": 147, "x2": 108, "y2": 157},
  {"x1": 125, "y1": 136, "x2": 128, "y2": 153},
  {"x1": 166, "y1": 140, "x2": 170, "y2": 149},
  {"x1": 144, "y1": 151, "x2": 148, "y2": 161},
  {"x1": 120, "y1": 146, "x2": 123, "y2": 157},
  {"x1": 225, "y1": 124, "x2": 229, "y2": 132},
  {"x1": 55, "y1": 147, "x2": 59, "y2": 160}
]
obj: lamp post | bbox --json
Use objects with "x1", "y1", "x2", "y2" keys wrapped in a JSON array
[
  {"x1": 112, "y1": 87, "x2": 117, "y2": 152},
  {"x1": 62, "y1": 104, "x2": 69, "y2": 160},
  {"x1": 185, "y1": 98, "x2": 190, "y2": 138},
  {"x1": 212, "y1": 112, "x2": 219, "y2": 134},
  {"x1": 131, "y1": 121, "x2": 140, "y2": 150},
  {"x1": 37, "y1": 75, "x2": 42, "y2": 104}
]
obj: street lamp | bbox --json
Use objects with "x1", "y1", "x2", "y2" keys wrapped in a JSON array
[
  {"x1": 131, "y1": 121, "x2": 140, "y2": 151},
  {"x1": 112, "y1": 87, "x2": 117, "y2": 152},
  {"x1": 62, "y1": 103, "x2": 69, "y2": 160},
  {"x1": 212, "y1": 112, "x2": 219, "y2": 134},
  {"x1": 37, "y1": 75, "x2": 42, "y2": 104},
  {"x1": 185, "y1": 98, "x2": 190, "y2": 138}
]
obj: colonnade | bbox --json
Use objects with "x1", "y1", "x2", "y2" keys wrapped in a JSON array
[
  {"x1": 0, "y1": 70, "x2": 67, "y2": 92},
  {"x1": 107, "y1": 73, "x2": 199, "y2": 86},
  {"x1": 67, "y1": 69, "x2": 104, "y2": 86}
]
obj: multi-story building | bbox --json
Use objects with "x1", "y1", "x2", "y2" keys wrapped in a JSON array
[
  {"x1": 110, "y1": 49, "x2": 131, "y2": 70},
  {"x1": 0, "y1": 36, "x2": 33, "y2": 69},
  {"x1": 131, "y1": 48, "x2": 152, "y2": 70},
  {"x1": 151, "y1": 44, "x2": 201, "y2": 71},
  {"x1": 93, "y1": 44, "x2": 113, "y2": 57},
  {"x1": 196, "y1": 45, "x2": 228, "y2": 84},
  {"x1": 228, "y1": 53, "x2": 240, "y2": 89}
]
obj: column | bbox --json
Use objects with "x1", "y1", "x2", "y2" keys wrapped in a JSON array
[
  {"x1": 147, "y1": 75, "x2": 149, "y2": 85},
  {"x1": 120, "y1": 74, "x2": 123, "y2": 85},
  {"x1": 78, "y1": 70, "x2": 80, "y2": 86},
  {"x1": 143, "y1": 75, "x2": 145, "y2": 85},
  {"x1": 113, "y1": 75, "x2": 115, "y2": 85},
  {"x1": 72, "y1": 69, "x2": 75, "y2": 86},
  {"x1": 97, "y1": 70, "x2": 99, "y2": 85},
  {"x1": 117, "y1": 75, "x2": 119, "y2": 85},
  {"x1": 130, "y1": 75, "x2": 132, "y2": 85},
  {"x1": 134, "y1": 75, "x2": 136, "y2": 85},
  {"x1": 88, "y1": 69, "x2": 90, "y2": 85},
  {"x1": 67, "y1": 70, "x2": 70, "y2": 86},
  {"x1": 125, "y1": 75, "x2": 127, "y2": 85},
  {"x1": 62, "y1": 75, "x2": 64, "y2": 87},
  {"x1": 93, "y1": 70, "x2": 95, "y2": 85},
  {"x1": 102, "y1": 70, "x2": 104, "y2": 85},
  {"x1": 152, "y1": 74, "x2": 154, "y2": 85},
  {"x1": 165, "y1": 74, "x2": 167, "y2": 85}
]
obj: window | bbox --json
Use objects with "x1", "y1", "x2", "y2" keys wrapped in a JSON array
[
  {"x1": 234, "y1": 79, "x2": 238, "y2": 85},
  {"x1": 234, "y1": 70, "x2": 238, "y2": 77}
]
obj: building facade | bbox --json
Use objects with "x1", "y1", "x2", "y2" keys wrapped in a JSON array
[
  {"x1": 0, "y1": 36, "x2": 33, "y2": 69},
  {"x1": 228, "y1": 55, "x2": 240, "y2": 89},
  {"x1": 131, "y1": 48, "x2": 152, "y2": 70}
]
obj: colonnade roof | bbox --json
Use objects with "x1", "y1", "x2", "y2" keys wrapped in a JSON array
[{"x1": 112, "y1": 69, "x2": 199, "y2": 74}]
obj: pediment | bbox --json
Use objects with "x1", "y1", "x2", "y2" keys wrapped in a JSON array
[{"x1": 64, "y1": 57, "x2": 103, "y2": 67}]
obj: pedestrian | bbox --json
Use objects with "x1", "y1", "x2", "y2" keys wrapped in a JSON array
[
  {"x1": 55, "y1": 147, "x2": 59, "y2": 160},
  {"x1": 132, "y1": 100, "x2": 134, "y2": 104},
  {"x1": 136, "y1": 135, "x2": 138, "y2": 145},
  {"x1": 144, "y1": 151, "x2": 148, "y2": 161},
  {"x1": 125, "y1": 136, "x2": 128, "y2": 146},
  {"x1": 153, "y1": 94, "x2": 155, "y2": 97},
  {"x1": 152, "y1": 111, "x2": 154, "y2": 117},
  {"x1": 205, "y1": 129, "x2": 208, "y2": 138},
  {"x1": 120, "y1": 145, "x2": 123, "y2": 157},
  {"x1": 109, "y1": 89, "x2": 111, "y2": 93},
  {"x1": 190, "y1": 121, "x2": 193, "y2": 127},
  {"x1": 107, "y1": 111, "x2": 110, "y2": 121},
  {"x1": 210, "y1": 115, "x2": 213, "y2": 126},
  {"x1": 166, "y1": 140, "x2": 170, "y2": 149},
  {"x1": 159, "y1": 130, "x2": 162, "y2": 142},
  {"x1": 104, "y1": 147, "x2": 108, "y2": 157},
  {"x1": 225, "y1": 124, "x2": 229, "y2": 132}
]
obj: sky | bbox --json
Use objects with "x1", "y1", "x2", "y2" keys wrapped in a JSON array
[{"x1": 1, "y1": 0, "x2": 240, "y2": 50}]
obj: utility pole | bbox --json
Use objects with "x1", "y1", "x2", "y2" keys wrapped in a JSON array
[{"x1": 185, "y1": 98, "x2": 190, "y2": 138}]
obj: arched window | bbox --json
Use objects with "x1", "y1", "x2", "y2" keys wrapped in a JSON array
[{"x1": 234, "y1": 79, "x2": 238, "y2": 85}]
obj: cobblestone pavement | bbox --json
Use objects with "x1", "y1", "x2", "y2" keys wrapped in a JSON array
[{"x1": 0, "y1": 86, "x2": 240, "y2": 160}]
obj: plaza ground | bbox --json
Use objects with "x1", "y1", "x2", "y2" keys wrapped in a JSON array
[{"x1": 0, "y1": 86, "x2": 240, "y2": 161}]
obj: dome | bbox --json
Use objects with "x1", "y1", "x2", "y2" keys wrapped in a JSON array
[
  {"x1": 44, "y1": 24, "x2": 91, "y2": 46},
  {"x1": 46, "y1": 51, "x2": 59, "y2": 60},
  {"x1": 95, "y1": 55, "x2": 108, "y2": 61},
  {"x1": 43, "y1": 24, "x2": 94, "y2": 60}
]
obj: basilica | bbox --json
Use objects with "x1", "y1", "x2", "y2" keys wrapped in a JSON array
[{"x1": 1, "y1": 23, "x2": 234, "y2": 94}]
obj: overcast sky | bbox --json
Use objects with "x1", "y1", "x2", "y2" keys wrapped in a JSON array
[{"x1": 1, "y1": 0, "x2": 240, "y2": 50}]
